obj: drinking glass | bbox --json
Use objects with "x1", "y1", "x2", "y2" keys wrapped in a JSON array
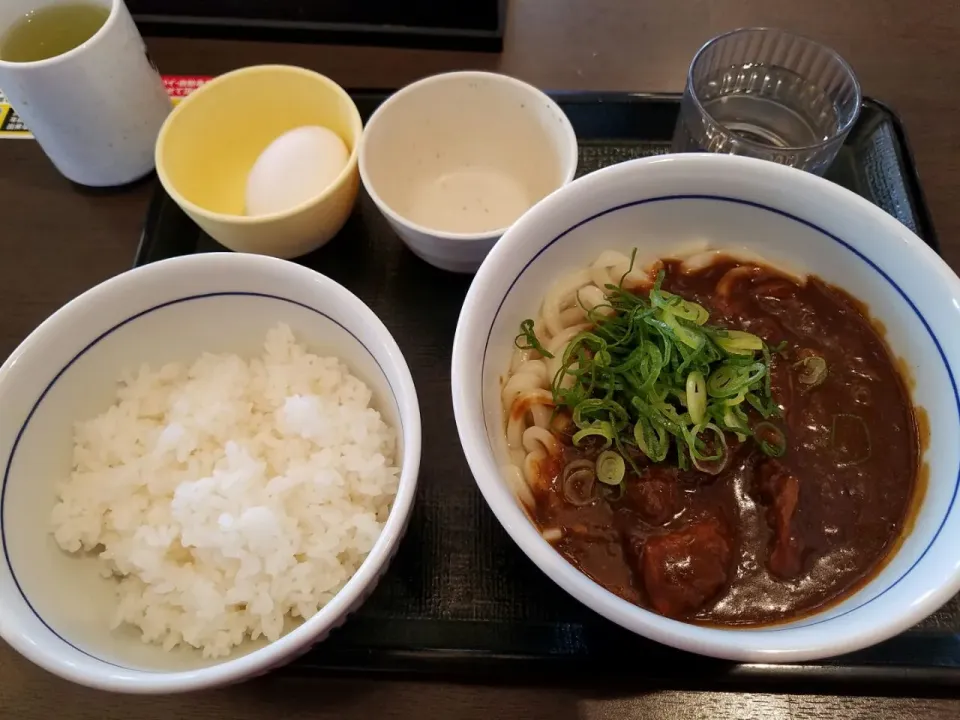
[{"x1": 672, "y1": 28, "x2": 862, "y2": 175}]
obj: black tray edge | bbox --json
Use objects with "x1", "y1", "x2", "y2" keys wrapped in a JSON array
[
  {"x1": 866, "y1": 97, "x2": 939, "y2": 250},
  {"x1": 134, "y1": 176, "x2": 166, "y2": 267},
  {"x1": 275, "y1": 657, "x2": 960, "y2": 696}
]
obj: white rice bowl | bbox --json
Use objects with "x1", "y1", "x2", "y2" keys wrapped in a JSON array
[
  {"x1": 0, "y1": 254, "x2": 420, "y2": 692},
  {"x1": 50, "y1": 324, "x2": 399, "y2": 658}
]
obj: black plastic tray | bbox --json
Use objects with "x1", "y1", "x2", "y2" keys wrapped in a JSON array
[
  {"x1": 135, "y1": 92, "x2": 957, "y2": 693},
  {"x1": 130, "y1": 0, "x2": 505, "y2": 52}
]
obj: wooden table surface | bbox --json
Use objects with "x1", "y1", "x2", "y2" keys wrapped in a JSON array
[{"x1": 2, "y1": 0, "x2": 960, "y2": 716}]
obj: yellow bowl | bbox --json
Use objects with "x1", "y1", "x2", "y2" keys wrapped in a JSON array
[{"x1": 155, "y1": 65, "x2": 362, "y2": 258}]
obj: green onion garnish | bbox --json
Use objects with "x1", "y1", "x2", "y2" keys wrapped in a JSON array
[
  {"x1": 706, "y1": 363, "x2": 766, "y2": 398},
  {"x1": 686, "y1": 370, "x2": 707, "y2": 425},
  {"x1": 572, "y1": 420, "x2": 614, "y2": 448},
  {"x1": 652, "y1": 290, "x2": 710, "y2": 326},
  {"x1": 596, "y1": 450, "x2": 626, "y2": 485},
  {"x1": 633, "y1": 414, "x2": 670, "y2": 463},
  {"x1": 560, "y1": 459, "x2": 597, "y2": 506},
  {"x1": 517, "y1": 262, "x2": 785, "y2": 471},
  {"x1": 515, "y1": 318, "x2": 554, "y2": 358},
  {"x1": 687, "y1": 422, "x2": 729, "y2": 474},
  {"x1": 714, "y1": 329, "x2": 765, "y2": 355},
  {"x1": 794, "y1": 354, "x2": 827, "y2": 390},
  {"x1": 754, "y1": 421, "x2": 787, "y2": 457}
]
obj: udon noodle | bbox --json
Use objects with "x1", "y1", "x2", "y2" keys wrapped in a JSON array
[{"x1": 503, "y1": 252, "x2": 649, "y2": 482}]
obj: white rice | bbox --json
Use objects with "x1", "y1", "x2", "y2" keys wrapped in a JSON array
[{"x1": 50, "y1": 323, "x2": 399, "y2": 658}]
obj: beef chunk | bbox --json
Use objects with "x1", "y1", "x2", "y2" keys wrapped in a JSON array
[
  {"x1": 640, "y1": 518, "x2": 732, "y2": 618},
  {"x1": 624, "y1": 468, "x2": 681, "y2": 525},
  {"x1": 756, "y1": 459, "x2": 803, "y2": 579}
]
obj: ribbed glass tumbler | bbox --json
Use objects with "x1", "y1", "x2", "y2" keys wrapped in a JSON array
[{"x1": 672, "y1": 28, "x2": 862, "y2": 175}]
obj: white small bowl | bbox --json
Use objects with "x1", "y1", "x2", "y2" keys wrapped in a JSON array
[
  {"x1": 0, "y1": 254, "x2": 421, "y2": 692},
  {"x1": 451, "y1": 153, "x2": 960, "y2": 662},
  {"x1": 359, "y1": 71, "x2": 578, "y2": 273}
]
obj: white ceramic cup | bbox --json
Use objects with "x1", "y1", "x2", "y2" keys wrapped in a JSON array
[
  {"x1": 359, "y1": 72, "x2": 578, "y2": 274},
  {"x1": 0, "y1": 0, "x2": 171, "y2": 186}
]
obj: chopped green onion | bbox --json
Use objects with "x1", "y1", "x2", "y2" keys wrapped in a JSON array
[
  {"x1": 795, "y1": 354, "x2": 828, "y2": 390},
  {"x1": 613, "y1": 433, "x2": 644, "y2": 478},
  {"x1": 654, "y1": 290, "x2": 710, "y2": 325},
  {"x1": 572, "y1": 398, "x2": 630, "y2": 429},
  {"x1": 722, "y1": 406, "x2": 749, "y2": 438},
  {"x1": 687, "y1": 423, "x2": 729, "y2": 474},
  {"x1": 616, "y1": 248, "x2": 640, "y2": 288},
  {"x1": 515, "y1": 319, "x2": 554, "y2": 358},
  {"x1": 519, "y1": 254, "x2": 787, "y2": 471},
  {"x1": 754, "y1": 421, "x2": 787, "y2": 457},
  {"x1": 744, "y1": 391, "x2": 775, "y2": 418},
  {"x1": 634, "y1": 415, "x2": 669, "y2": 462},
  {"x1": 572, "y1": 421, "x2": 614, "y2": 448},
  {"x1": 560, "y1": 459, "x2": 597, "y2": 506},
  {"x1": 662, "y1": 311, "x2": 705, "y2": 350},
  {"x1": 723, "y1": 389, "x2": 748, "y2": 406},
  {"x1": 686, "y1": 370, "x2": 707, "y2": 425},
  {"x1": 707, "y1": 363, "x2": 766, "y2": 398},
  {"x1": 596, "y1": 450, "x2": 626, "y2": 485},
  {"x1": 714, "y1": 329, "x2": 764, "y2": 355}
]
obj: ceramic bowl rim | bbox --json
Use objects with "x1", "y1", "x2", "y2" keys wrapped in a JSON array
[
  {"x1": 358, "y1": 70, "x2": 579, "y2": 243},
  {"x1": 154, "y1": 66, "x2": 363, "y2": 227}
]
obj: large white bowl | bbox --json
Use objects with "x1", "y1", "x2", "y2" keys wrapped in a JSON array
[
  {"x1": 0, "y1": 253, "x2": 421, "y2": 692},
  {"x1": 451, "y1": 153, "x2": 960, "y2": 662}
]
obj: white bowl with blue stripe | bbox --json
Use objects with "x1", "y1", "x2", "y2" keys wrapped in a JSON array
[
  {"x1": 0, "y1": 253, "x2": 421, "y2": 692},
  {"x1": 451, "y1": 153, "x2": 960, "y2": 662}
]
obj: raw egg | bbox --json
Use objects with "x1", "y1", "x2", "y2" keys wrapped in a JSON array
[{"x1": 245, "y1": 126, "x2": 349, "y2": 217}]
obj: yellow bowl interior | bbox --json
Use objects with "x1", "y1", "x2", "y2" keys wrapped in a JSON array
[{"x1": 157, "y1": 66, "x2": 361, "y2": 218}]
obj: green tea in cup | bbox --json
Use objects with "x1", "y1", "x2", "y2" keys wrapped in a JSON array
[{"x1": 0, "y1": 3, "x2": 110, "y2": 62}]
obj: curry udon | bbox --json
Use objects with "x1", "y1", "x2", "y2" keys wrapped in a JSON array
[{"x1": 502, "y1": 249, "x2": 919, "y2": 624}]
